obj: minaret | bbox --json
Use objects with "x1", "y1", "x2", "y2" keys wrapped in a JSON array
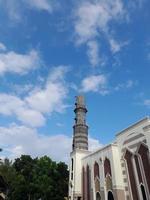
[
  {"x1": 69, "y1": 96, "x2": 89, "y2": 200},
  {"x1": 72, "y1": 96, "x2": 88, "y2": 150}
]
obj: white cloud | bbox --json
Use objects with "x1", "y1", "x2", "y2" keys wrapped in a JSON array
[
  {"x1": 0, "y1": 124, "x2": 70, "y2": 162},
  {"x1": 114, "y1": 80, "x2": 137, "y2": 91},
  {"x1": 11, "y1": 84, "x2": 34, "y2": 95},
  {"x1": 109, "y1": 39, "x2": 122, "y2": 54},
  {"x1": 80, "y1": 74, "x2": 108, "y2": 95},
  {"x1": 74, "y1": 0, "x2": 126, "y2": 44},
  {"x1": 127, "y1": 0, "x2": 145, "y2": 10},
  {"x1": 2, "y1": 0, "x2": 21, "y2": 22},
  {"x1": 74, "y1": 0, "x2": 128, "y2": 64},
  {"x1": 144, "y1": 99, "x2": 150, "y2": 107},
  {"x1": 26, "y1": 66, "x2": 68, "y2": 114},
  {"x1": 0, "y1": 43, "x2": 7, "y2": 51},
  {"x1": 56, "y1": 122, "x2": 64, "y2": 127},
  {"x1": 109, "y1": 38, "x2": 129, "y2": 54},
  {"x1": 24, "y1": 0, "x2": 53, "y2": 12},
  {"x1": 89, "y1": 137, "x2": 103, "y2": 151},
  {"x1": 0, "y1": 94, "x2": 45, "y2": 127},
  {"x1": 47, "y1": 65, "x2": 68, "y2": 82},
  {"x1": 87, "y1": 40, "x2": 100, "y2": 67},
  {"x1": 126, "y1": 80, "x2": 135, "y2": 88},
  {"x1": 0, "y1": 66, "x2": 68, "y2": 127},
  {"x1": 0, "y1": 94, "x2": 24, "y2": 116},
  {"x1": 0, "y1": 49, "x2": 41, "y2": 75},
  {"x1": 17, "y1": 109, "x2": 45, "y2": 127},
  {"x1": 0, "y1": 124, "x2": 102, "y2": 163},
  {"x1": 0, "y1": 0, "x2": 55, "y2": 22}
]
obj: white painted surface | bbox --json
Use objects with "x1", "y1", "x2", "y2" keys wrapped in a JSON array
[{"x1": 69, "y1": 117, "x2": 150, "y2": 200}]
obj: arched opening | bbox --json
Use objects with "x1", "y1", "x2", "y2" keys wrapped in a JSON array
[
  {"x1": 104, "y1": 158, "x2": 111, "y2": 177},
  {"x1": 108, "y1": 191, "x2": 114, "y2": 200},
  {"x1": 124, "y1": 150, "x2": 139, "y2": 199},
  {"x1": 94, "y1": 162, "x2": 99, "y2": 178},
  {"x1": 71, "y1": 158, "x2": 74, "y2": 171},
  {"x1": 86, "y1": 165, "x2": 90, "y2": 200},
  {"x1": 106, "y1": 175, "x2": 112, "y2": 191},
  {"x1": 96, "y1": 192, "x2": 101, "y2": 200},
  {"x1": 141, "y1": 184, "x2": 147, "y2": 200},
  {"x1": 71, "y1": 158, "x2": 74, "y2": 180},
  {"x1": 138, "y1": 143, "x2": 150, "y2": 193},
  {"x1": 82, "y1": 167, "x2": 85, "y2": 200}
]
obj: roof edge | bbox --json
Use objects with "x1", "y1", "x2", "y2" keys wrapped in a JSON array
[
  {"x1": 82, "y1": 143, "x2": 118, "y2": 160},
  {"x1": 116, "y1": 116, "x2": 150, "y2": 137}
]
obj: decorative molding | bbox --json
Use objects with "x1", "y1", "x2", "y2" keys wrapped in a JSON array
[
  {"x1": 143, "y1": 124, "x2": 150, "y2": 132},
  {"x1": 116, "y1": 117, "x2": 149, "y2": 136}
]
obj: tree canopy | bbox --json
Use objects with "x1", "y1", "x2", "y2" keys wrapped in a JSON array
[{"x1": 0, "y1": 155, "x2": 69, "y2": 200}]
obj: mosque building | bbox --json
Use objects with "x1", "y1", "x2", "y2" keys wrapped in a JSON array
[{"x1": 68, "y1": 96, "x2": 150, "y2": 200}]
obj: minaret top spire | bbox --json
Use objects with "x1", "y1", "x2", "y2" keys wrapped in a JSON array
[
  {"x1": 75, "y1": 96, "x2": 85, "y2": 107},
  {"x1": 74, "y1": 96, "x2": 87, "y2": 125},
  {"x1": 72, "y1": 96, "x2": 88, "y2": 151}
]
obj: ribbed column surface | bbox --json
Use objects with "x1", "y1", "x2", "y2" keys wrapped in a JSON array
[{"x1": 72, "y1": 96, "x2": 88, "y2": 150}]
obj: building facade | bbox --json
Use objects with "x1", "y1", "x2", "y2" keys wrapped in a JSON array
[{"x1": 68, "y1": 96, "x2": 150, "y2": 200}]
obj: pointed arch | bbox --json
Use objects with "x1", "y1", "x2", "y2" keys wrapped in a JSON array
[
  {"x1": 71, "y1": 158, "x2": 74, "y2": 171},
  {"x1": 86, "y1": 165, "x2": 90, "y2": 200},
  {"x1": 124, "y1": 149, "x2": 139, "y2": 200},
  {"x1": 134, "y1": 154, "x2": 143, "y2": 184},
  {"x1": 140, "y1": 184, "x2": 147, "y2": 200},
  {"x1": 108, "y1": 191, "x2": 114, "y2": 200},
  {"x1": 82, "y1": 166, "x2": 85, "y2": 200},
  {"x1": 138, "y1": 143, "x2": 150, "y2": 194},
  {"x1": 106, "y1": 175, "x2": 112, "y2": 191},
  {"x1": 104, "y1": 158, "x2": 111, "y2": 177},
  {"x1": 94, "y1": 162, "x2": 99, "y2": 178},
  {"x1": 96, "y1": 192, "x2": 101, "y2": 200}
]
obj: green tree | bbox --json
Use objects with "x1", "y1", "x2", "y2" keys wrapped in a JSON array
[{"x1": 0, "y1": 155, "x2": 69, "y2": 200}]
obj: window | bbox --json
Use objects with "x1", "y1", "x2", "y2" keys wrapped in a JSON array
[
  {"x1": 96, "y1": 192, "x2": 101, "y2": 200},
  {"x1": 71, "y1": 158, "x2": 74, "y2": 171},
  {"x1": 108, "y1": 191, "x2": 114, "y2": 200},
  {"x1": 71, "y1": 172, "x2": 73, "y2": 180},
  {"x1": 94, "y1": 162, "x2": 99, "y2": 178},
  {"x1": 104, "y1": 158, "x2": 111, "y2": 177},
  {"x1": 141, "y1": 185, "x2": 147, "y2": 200}
]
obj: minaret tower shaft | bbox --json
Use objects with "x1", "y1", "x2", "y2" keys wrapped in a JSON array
[
  {"x1": 72, "y1": 96, "x2": 88, "y2": 150},
  {"x1": 69, "y1": 96, "x2": 89, "y2": 200}
]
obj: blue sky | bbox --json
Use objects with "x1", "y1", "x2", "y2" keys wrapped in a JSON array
[{"x1": 0, "y1": 0, "x2": 150, "y2": 163}]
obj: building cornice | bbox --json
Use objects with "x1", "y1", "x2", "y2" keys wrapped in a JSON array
[
  {"x1": 116, "y1": 116, "x2": 150, "y2": 137},
  {"x1": 82, "y1": 143, "x2": 118, "y2": 160}
]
